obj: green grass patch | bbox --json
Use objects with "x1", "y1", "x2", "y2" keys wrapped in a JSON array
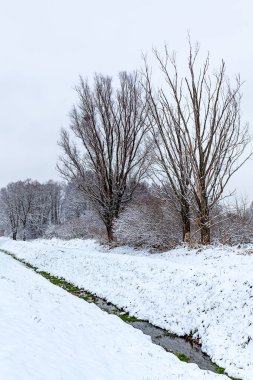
[
  {"x1": 176, "y1": 353, "x2": 190, "y2": 362},
  {"x1": 118, "y1": 313, "x2": 145, "y2": 323},
  {"x1": 164, "y1": 331, "x2": 177, "y2": 338},
  {"x1": 214, "y1": 364, "x2": 225, "y2": 375},
  {"x1": 36, "y1": 271, "x2": 80, "y2": 293},
  {"x1": 212, "y1": 363, "x2": 242, "y2": 379},
  {"x1": 80, "y1": 295, "x2": 92, "y2": 301}
]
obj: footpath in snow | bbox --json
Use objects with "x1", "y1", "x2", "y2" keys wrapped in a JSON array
[
  {"x1": 0, "y1": 249, "x2": 226, "y2": 380},
  {"x1": 1, "y1": 238, "x2": 252, "y2": 379}
]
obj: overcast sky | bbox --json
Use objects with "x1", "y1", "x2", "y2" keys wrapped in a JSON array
[{"x1": 0, "y1": 0, "x2": 253, "y2": 200}]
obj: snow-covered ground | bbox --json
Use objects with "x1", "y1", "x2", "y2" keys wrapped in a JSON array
[
  {"x1": 1, "y1": 238, "x2": 252, "y2": 379},
  {"x1": 0, "y1": 247, "x2": 227, "y2": 380}
]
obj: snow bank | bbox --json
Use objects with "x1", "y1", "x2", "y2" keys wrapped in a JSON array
[
  {"x1": 1, "y1": 237, "x2": 252, "y2": 379},
  {"x1": 0, "y1": 249, "x2": 226, "y2": 380}
]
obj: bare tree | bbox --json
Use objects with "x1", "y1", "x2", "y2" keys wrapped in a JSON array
[
  {"x1": 0, "y1": 182, "x2": 22, "y2": 240},
  {"x1": 58, "y1": 72, "x2": 150, "y2": 242},
  {"x1": 17, "y1": 180, "x2": 37, "y2": 240},
  {"x1": 144, "y1": 60, "x2": 192, "y2": 243},
  {"x1": 45, "y1": 181, "x2": 62, "y2": 225},
  {"x1": 27, "y1": 181, "x2": 62, "y2": 238},
  {"x1": 61, "y1": 180, "x2": 87, "y2": 221},
  {"x1": 0, "y1": 180, "x2": 63, "y2": 240},
  {"x1": 146, "y1": 42, "x2": 251, "y2": 244}
]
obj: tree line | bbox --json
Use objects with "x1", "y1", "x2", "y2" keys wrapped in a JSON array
[
  {"x1": 0, "y1": 42, "x2": 251, "y2": 246},
  {"x1": 1, "y1": 178, "x2": 253, "y2": 248}
]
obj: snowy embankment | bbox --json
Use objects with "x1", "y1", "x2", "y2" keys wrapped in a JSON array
[
  {"x1": 0, "y1": 238, "x2": 252, "y2": 379},
  {"x1": 0, "y1": 251, "x2": 226, "y2": 380}
]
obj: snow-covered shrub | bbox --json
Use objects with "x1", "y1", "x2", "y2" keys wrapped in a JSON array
[
  {"x1": 211, "y1": 201, "x2": 253, "y2": 245},
  {"x1": 45, "y1": 211, "x2": 106, "y2": 240},
  {"x1": 114, "y1": 196, "x2": 182, "y2": 250}
]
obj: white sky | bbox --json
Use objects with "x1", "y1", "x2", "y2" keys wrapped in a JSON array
[{"x1": 0, "y1": 0, "x2": 252, "y2": 200}]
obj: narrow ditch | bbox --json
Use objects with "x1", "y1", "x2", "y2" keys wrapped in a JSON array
[{"x1": 0, "y1": 249, "x2": 240, "y2": 379}]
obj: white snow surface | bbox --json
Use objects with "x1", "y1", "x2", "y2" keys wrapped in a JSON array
[
  {"x1": 0, "y1": 249, "x2": 226, "y2": 380},
  {"x1": 1, "y1": 238, "x2": 252, "y2": 379}
]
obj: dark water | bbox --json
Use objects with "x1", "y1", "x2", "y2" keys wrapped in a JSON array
[
  {"x1": 79, "y1": 291, "x2": 217, "y2": 373},
  {"x1": 130, "y1": 322, "x2": 216, "y2": 372}
]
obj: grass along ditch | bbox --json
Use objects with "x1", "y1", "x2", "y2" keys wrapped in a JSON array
[{"x1": 0, "y1": 248, "x2": 241, "y2": 379}]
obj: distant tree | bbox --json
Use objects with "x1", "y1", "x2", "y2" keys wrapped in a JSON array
[
  {"x1": 0, "y1": 182, "x2": 21, "y2": 240},
  {"x1": 26, "y1": 181, "x2": 62, "y2": 238},
  {"x1": 0, "y1": 180, "x2": 62, "y2": 240},
  {"x1": 16, "y1": 180, "x2": 37, "y2": 240},
  {"x1": 44, "y1": 181, "x2": 62, "y2": 225},
  {"x1": 58, "y1": 72, "x2": 151, "y2": 242},
  {"x1": 61, "y1": 181, "x2": 87, "y2": 221}
]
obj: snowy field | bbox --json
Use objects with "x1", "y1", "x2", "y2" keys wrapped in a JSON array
[
  {"x1": 1, "y1": 238, "x2": 253, "y2": 379},
  {"x1": 0, "y1": 250, "x2": 227, "y2": 380}
]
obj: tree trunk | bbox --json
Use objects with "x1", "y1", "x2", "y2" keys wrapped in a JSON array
[
  {"x1": 181, "y1": 201, "x2": 191, "y2": 243},
  {"x1": 200, "y1": 220, "x2": 210, "y2": 244},
  {"x1": 182, "y1": 215, "x2": 191, "y2": 243},
  {"x1": 12, "y1": 232, "x2": 17, "y2": 240},
  {"x1": 106, "y1": 222, "x2": 114, "y2": 243},
  {"x1": 199, "y1": 206, "x2": 210, "y2": 245}
]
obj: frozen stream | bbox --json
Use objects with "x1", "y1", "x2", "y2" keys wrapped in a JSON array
[{"x1": 79, "y1": 290, "x2": 219, "y2": 373}]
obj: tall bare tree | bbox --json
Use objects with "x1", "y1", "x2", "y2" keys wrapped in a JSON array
[
  {"x1": 144, "y1": 60, "x2": 192, "y2": 243},
  {"x1": 58, "y1": 72, "x2": 150, "y2": 242},
  {"x1": 145, "y1": 42, "x2": 251, "y2": 244}
]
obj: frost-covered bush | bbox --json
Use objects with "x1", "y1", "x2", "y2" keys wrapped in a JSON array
[
  {"x1": 211, "y1": 202, "x2": 253, "y2": 245},
  {"x1": 45, "y1": 211, "x2": 106, "y2": 240},
  {"x1": 114, "y1": 196, "x2": 182, "y2": 250}
]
